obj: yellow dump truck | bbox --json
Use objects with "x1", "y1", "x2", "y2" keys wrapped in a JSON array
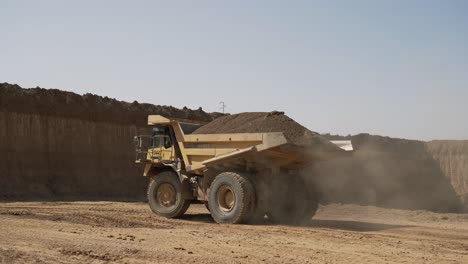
[{"x1": 134, "y1": 115, "x2": 352, "y2": 224}]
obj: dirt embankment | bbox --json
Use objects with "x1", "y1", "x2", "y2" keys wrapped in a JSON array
[
  {"x1": 0, "y1": 83, "x2": 218, "y2": 200},
  {"x1": 0, "y1": 83, "x2": 221, "y2": 126},
  {"x1": 426, "y1": 140, "x2": 468, "y2": 208}
]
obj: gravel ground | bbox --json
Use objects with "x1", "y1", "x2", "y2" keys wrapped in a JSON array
[{"x1": 0, "y1": 202, "x2": 467, "y2": 263}]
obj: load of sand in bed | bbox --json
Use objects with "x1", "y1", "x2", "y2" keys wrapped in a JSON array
[{"x1": 193, "y1": 111, "x2": 343, "y2": 155}]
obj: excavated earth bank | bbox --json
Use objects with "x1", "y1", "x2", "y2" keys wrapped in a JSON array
[
  {"x1": 0, "y1": 83, "x2": 219, "y2": 126},
  {"x1": 0, "y1": 83, "x2": 219, "y2": 200},
  {"x1": 426, "y1": 140, "x2": 468, "y2": 209}
]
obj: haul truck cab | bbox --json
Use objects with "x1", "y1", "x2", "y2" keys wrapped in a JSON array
[{"x1": 135, "y1": 115, "x2": 352, "y2": 224}]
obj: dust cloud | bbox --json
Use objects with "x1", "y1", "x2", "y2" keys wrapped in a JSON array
[{"x1": 305, "y1": 134, "x2": 463, "y2": 212}]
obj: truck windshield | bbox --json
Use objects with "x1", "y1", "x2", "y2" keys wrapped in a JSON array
[{"x1": 151, "y1": 126, "x2": 172, "y2": 148}]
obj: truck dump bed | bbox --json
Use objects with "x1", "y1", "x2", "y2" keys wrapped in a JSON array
[{"x1": 147, "y1": 115, "x2": 352, "y2": 174}]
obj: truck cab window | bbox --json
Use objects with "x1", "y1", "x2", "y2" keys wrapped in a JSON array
[{"x1": 151, "y1": 126, "x2": 172, "y2": 148}]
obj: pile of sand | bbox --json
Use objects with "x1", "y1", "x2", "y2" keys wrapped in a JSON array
[{"x1": 193, "y1": 112, "x2": 341, "y2": 153}]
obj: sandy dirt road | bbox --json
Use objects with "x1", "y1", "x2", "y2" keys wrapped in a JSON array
[{"x1": 0, "y1": 202, "x2": 467, "y2": 264}]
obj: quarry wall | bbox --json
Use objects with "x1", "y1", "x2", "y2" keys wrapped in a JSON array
[{"x1": 0, "y1": 83, "x2": 466, "y2": 211}]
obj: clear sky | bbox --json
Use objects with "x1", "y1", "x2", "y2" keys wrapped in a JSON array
[{"x1": 1, "y1": 0, "x2": 467, "y2": 140}]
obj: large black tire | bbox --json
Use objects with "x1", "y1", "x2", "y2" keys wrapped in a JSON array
[
  {"x1": 147, "y1": 171, "x2": 191, "y2": 218},
  {"x1": 269, "y1": 175, "x2": 318, "y2": 225},
  {"x1": 208, "y1": 172, "x2": 256, "y2": 224}
]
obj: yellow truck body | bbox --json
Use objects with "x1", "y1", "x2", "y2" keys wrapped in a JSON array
[{"x1": 135, "y1": 115, "x2": 351, "y2": 224}]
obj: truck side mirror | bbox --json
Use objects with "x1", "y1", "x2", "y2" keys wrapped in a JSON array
[{"x1": 134, "y1": 136, "x2": 140, "y2": 147}]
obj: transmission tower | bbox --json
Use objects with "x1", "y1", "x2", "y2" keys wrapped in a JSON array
[{"x1": 219, "y1": 101, "x2": 226, "y2": 113}]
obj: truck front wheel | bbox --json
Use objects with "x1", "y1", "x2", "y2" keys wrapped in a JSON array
[
  {"x1": 147, "y1": 171, "x2": 191, "y2": 218},
  {"x1": 208, "y1": 172, "x2": 255, "y2": 224}
]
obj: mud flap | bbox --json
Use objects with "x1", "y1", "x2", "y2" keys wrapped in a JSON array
[{"x1": 180, "y1": 179, "x2": 195, "y2": 200}]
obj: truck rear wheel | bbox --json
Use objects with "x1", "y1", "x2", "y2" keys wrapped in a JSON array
[
  {"x1": 269, "y1": 175, "x2": 318, "y2": 225},
  {"x1": 147, "y1": 171, "x2": 191, "y2": 218},
  {"x1": 208, "y1": 172, "x2": 255, "y2": 224}
]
